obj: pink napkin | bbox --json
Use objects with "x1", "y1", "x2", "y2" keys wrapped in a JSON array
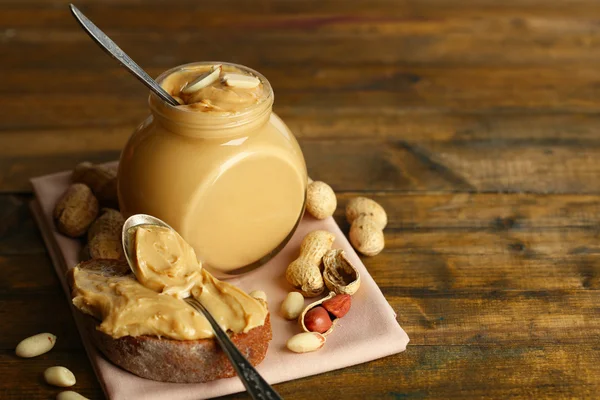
[{"x1": 30, "y1": 166, "x2": 409, "y2": 400}]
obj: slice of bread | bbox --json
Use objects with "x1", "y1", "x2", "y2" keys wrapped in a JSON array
[{"x1": 68, "y1": 259, "x2": 272, "y2": 383}]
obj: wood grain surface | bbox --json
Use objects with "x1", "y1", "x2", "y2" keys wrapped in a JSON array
[{"x1": 2, "y1": 0, "x2": 600, "y2": 399}]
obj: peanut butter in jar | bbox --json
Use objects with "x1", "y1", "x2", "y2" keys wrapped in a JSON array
[{"x1": 118, "y1": 62, "x2": 307, "y2": 276}]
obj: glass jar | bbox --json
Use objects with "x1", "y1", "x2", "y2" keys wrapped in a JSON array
[{"x1": 118, "y1": 62, "x2": 307, "y2": 277}]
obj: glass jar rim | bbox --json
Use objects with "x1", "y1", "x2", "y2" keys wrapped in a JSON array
[{"x1": 149, "y1": 61, "x2": 274, "y2": 129}]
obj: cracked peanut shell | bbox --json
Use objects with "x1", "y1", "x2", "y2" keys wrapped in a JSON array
[
  {"x1": 323, "y1": 249, "x2": 361, "y2": 295},
  {"x1": 299, "y1": 291, "x2": 338, "y2": 337}
]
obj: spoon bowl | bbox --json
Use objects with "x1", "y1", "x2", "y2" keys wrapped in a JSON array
[{"x1": 121, "y1": 214, "x2": 175, "y2": 281}]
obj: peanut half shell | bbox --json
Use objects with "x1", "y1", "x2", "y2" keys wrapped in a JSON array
[
  {"x1": 323, "y1": 249, "x2": 361, "y2": 295},
  {"x1": 299, "y1": 291, "x2": 338, "y2": 337}
]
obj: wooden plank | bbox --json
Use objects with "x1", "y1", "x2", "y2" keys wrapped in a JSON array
[
  {"x1": 0, "y1": 140, "x2": 471, "y2": 193},
  {"x1": 4, "y1": 21, "x2": 600, "y2": 70},
  {"x1": 416, "y1": 141, "x2": 600, "y2": 194},
  {"x1": 4, "y1": 66, "x2": 600, "y2": 110},
  {"x1": 3, "y1": 112, "x2": 600, "y2": 154},
  {"x1": 6, "y1": 190, "x2": 600, "y2": 249},
  {"x1": 268, "y1": 345, "x2": 600, "y2": 400},
  {"x1": 4, "y1": 0, "x2": 600, "y2": 12},
  {"x1": 6, "y1": 191, "x2": 600, "y2": 252},
  {"x1": 5, "y1": 191, "x2": 600, "y2": 255},
  {"x1": 5, "y1": 137, "x2": 600, "y2": 193},
  {"x1": 5, "y1": 195, "x2": 600, "y2": 292},
  {"x1": 3, "y1": 93, "x2": 600, "y2": 136},
  {"x1": 0, "y1": 34, "x2": 430, "y2": 69},
  {"x1": 2, "y1": 66, "x2": 600, "y2": 136},
  {"x1": 1, "y1": 8, "x2": 600, "y2": 40},
  {"x1": 3, "y1": 1, "x2": 600, "y2": 40},
  {"x1": 385, "y1": 288, "x2": 600, "y2": 346},
  {"x1": 364, "y1": 230, "x2": 600, "y2": 291},
  {"x1": 287, "y1": 112, "x2": 600, "y2": 141},
  {"x1": 1, "y1": 344, "x2": 599, "y2": 400},
  {"x1": 333, "y1": 192, "x2": 600, "y2": 230},
  {"x1": 316, "y1": 140, "x2": 600, "y2": 194},
  {"x1": 5, "y1": 0, "x2": 600, "y2": 27}
]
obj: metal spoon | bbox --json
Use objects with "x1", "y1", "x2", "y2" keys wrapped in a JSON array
[
  {"x1": 69, "y1": 4, "x2": 180, "y2": 107},
  {"x1": 122, "y1": 214, "x2": 282, "y2": 400}
]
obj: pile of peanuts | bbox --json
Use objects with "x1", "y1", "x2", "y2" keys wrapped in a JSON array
[{"x1": 280, "y1": 179, "x2": 388, "y2": 353}]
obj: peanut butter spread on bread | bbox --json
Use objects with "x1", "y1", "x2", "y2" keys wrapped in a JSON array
[{"x1": 70, "y1": 226, "x2": 267, "y2": 340}]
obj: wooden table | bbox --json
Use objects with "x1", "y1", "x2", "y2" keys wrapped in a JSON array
[{"x1": 2, "y1": 0, "x2": 600, "y2": 398}]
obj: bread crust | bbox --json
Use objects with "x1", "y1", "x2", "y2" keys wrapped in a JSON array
[{"x1": 70, "y1": 259, "x2": 272, "y2": 383}]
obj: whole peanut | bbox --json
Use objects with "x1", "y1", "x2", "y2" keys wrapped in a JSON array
[
  {"x1": 15, "y1": 333, "x2": 56, "y2": 358},
  {"x1": 349, "y1": 216, "x2": 385, "y2": 256},
  {"x1": 53, "y1": 184, "x2": 99, "y2": 238},
  {"x1": 44, "y1": 366, "x2": 76, "y2": 387},
  {"x1": 346, "y1": 197, "x2": 387, "y2": 256},
  {"x1": 306, "y1": 181, "x2": 337, "y2": 220},
  {"x1": 346, "y1": 197, "x2": 387, "y2": 229},
  {"x1": 285, "y1": 230, "x2": 335, "y2": 297},
  {"x1": 87, "y1": 208, "x2": 124, "y2": 260},
  {"x1": 72, "y1": 161, "x2": 118, "y2": 208},
  {"x1": 281, "y1": 292, "x2": 304, "y2": 320}
]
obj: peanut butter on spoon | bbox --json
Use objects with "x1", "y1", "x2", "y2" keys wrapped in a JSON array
[{"x1": 133, "y1": 225, "x2": 201, "y2": 298}]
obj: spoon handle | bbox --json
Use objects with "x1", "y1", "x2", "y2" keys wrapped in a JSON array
[
  {"x1": 185, "y1": 298, "x2": 283, "y2": 400},
  {"x1": 69, "y1": 4, "x2": 180, "y2": 107}
]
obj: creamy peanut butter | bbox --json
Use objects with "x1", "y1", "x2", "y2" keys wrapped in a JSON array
[
  {"x1": 71, "y1": 225, "x2": 268, "y2": 340},
  {"x1": 161, "y1": 65, "x2": 263, "y2": 113}
]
